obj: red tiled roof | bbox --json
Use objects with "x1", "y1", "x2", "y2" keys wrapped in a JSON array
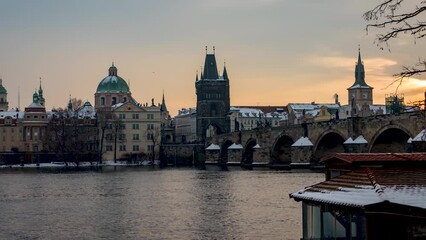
[
  {"x1": 290, "y1": 168, "x2": 426, "y2": 209},
  {"x1": 321, "y1": 153, "x2": 426, "y2": 163}
]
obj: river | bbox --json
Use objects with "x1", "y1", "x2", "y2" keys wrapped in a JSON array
[{"x1": 0, "y1": 167, "x2": 323, "y2": 240}]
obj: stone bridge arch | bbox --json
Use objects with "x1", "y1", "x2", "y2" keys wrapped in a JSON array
[
  {"x1": 312, "y1": 130, "x2": 346, "y2": 163},
  {"x1": 219, "y1": 139, "x2": 233, "y2": 163},
  {"x1": 243, "y1": 138, "x2": 257, "y2": 164},
  {"x1": 271, "y1": 134, "x2": 294, "y2": 164},
  {"x1": 369, "y1": 125, "x2": 412, "y2": 153}
]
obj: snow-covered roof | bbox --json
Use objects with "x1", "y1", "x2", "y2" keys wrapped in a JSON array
[
  {"x1": 205, "y1": 143, "x2": 220, "y2": 151},
  {"x1": 369, "y1": 105, "x2": 387, "y2": 114},
  {"x1": 290, "y1": 168, "x2": 426, "y2": 209},
  {"x1": 353, "y1": 135, "x2": 368, "y2": 144},
  {"x1": 177, "y1": 108, "x2": 196, "y2": 116},
  {"x1": 289, "y1": 103, "x2": 339, "y2": 111},
  {"x1": 407, "y1": 137, "x2": 413, "y2": 144},
  {"x1": 111, "y1": 102, "x2": 125, "y2": 109},
  {"x1": 343, "y1": 137, "x2": 353, "y2": 144},
  {"x1": 231, "y1": 107, "x2": 263, "y2": 118},
  {"x1": 253, "y1": 144, "x2": 261, "y2": 149},
  {"x1": 26, "y1": 103, "x2": 44, "y2": 109},
  {"x1": 292, "y1": 137, "x2": 313, "y2": 147},
  {"x1": 228, "y1": 143, "x2": 243, "y2": 150},
  {"x1": 0, "y1": 111, "x2": 23, "y2": 119},
  {"x1": 413, "y1": 129, "x2": 426, "y2": 142},
  {"x1": 348, "y1": 84, "x2": 373, "y2": 89}
]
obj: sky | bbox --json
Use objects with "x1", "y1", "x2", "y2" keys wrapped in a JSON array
[{"x1": 0, "y1": 0, "x2": 425, "y2": 116}]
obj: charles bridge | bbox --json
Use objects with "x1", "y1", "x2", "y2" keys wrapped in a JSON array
[{"x1": 201, "y1": 110, "x2": 426, "y2": 167}]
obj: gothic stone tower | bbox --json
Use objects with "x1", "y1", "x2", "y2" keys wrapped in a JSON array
[
  {"x1": 195, "y1": 48, "x2": 230, "y2": 142},
  {"x1": 347, "y1": 48, "x2": 373, "y2": 108}
]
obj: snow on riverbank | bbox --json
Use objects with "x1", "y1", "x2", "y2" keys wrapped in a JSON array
[{"x1": 0, "y1": 160, "x2": 161, "y2": 168}]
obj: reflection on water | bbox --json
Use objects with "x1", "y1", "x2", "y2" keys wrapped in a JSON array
[{"x1": 0, "y1": 167, "x2": 322, "y2": 240}]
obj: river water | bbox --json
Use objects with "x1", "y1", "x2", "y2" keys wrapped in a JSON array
[{"x1": 0, "y1": 167, "x2": 323, "y2": 240}]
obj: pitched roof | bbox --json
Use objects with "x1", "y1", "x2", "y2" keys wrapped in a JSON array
[
  {"x1": 348, "y1": 48, "x2": 373, "y2": 89},
  {"x1": 290, "y1": 168, "x2": 426, "y2": 209},
  {"x1": 202, "y1": 54, "x2": 219, "y2": 80},
  {"x1": 321, "y1": 153, "x2": 426, "y2": 163}
]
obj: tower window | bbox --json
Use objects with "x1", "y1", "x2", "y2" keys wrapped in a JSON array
[
  {"x1": 112, "y1": 97, "x2": 117, "y2": 105},
  {"x1": 101, "y1": 97, "x2": 106, "y2": 106}
]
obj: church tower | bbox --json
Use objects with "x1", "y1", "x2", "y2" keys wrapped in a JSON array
[
  {"x1": 0, "y1": 77, "x2": 8, "y2": 111},
  {"x1": 195, "y1": 47, "x2": 230, "y2": 142},
  {"x1": 38, "y1": 78, "x2": 45, "y2": 107},
  {"x1": 348, "y1": 48, "x2": 373, "y2": 108}
]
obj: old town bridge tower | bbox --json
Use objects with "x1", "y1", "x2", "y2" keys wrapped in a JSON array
[{"x1": 195, "y1": 47, "x2": 230, "y2": 142}]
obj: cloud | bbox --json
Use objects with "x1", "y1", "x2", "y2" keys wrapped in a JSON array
[{"x1": 307, "y1": 55, "x2": 398, "y2": 79}]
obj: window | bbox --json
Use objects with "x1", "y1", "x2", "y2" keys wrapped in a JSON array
[
  {"x1": 106, "y1": 134, "x2": 112, "y2": 141},
  {"x1": 147, "y1": 133, "x2": 153, "y2": 140},
  {"x1": 132, "y1": 134, "x2": 139, "y2": 140},
  {"x1": 303, "y1": 203, "x2": 321, "y2": 239},
  {"x1": 132, "y1": 113, "x2": 139, "y2": 119},
  {"x1": 119, "y1": 114, "x2": 126, "y2": 119},
  {"x1": 106, "y1": 145, "x2": 113, "y2": 151},
  {"x1": 147, "y1": 114, "x2": 154, "y2": 119},
  {"x1": 119, "y1": 134, "x2": 126, "y2": 140},
  {"x1": 147, "y1": 123, "x2": 154, "y2": 130},
  {"x1": 132, "y1": 124, "x2": 139, "y2": 129},
  {"x1": 119, "y1": 145, "x2": 126, "y2": 151},
  {"x1": 132, "y1": 145, "x2": 139, "y2": 151},
  {"x1": 101, "y1": 97, "x2": 105, "y2": 106},
  {"x1": 112, "y1": 96, "x2": 117, "y2": 105},
  {"x1": 148, "y1": 145, "x2": 154, "y2": 151},
  {"x1": 302, "y1": 203, "x2": 365, "y2": 240}
]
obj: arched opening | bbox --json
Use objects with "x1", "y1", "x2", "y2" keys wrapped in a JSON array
[
  {"x1": 370, "y1": 128, "x2": 410, "y2": 153},
  {"x1": 271, "y1": 135, "x2": 294, "y2": 164},
  {"x1": 313, "y1": 132, "x2": 345, "y2": 163},
  {"x1": 243, "y1": 139, "x2": 257, "y2": 164},
  {"x1": 220, "y1": 140, "x2": 233, "y2": 163},
  {"x1": 205, "y1": 123, "x2": 223, "y2": 138}
]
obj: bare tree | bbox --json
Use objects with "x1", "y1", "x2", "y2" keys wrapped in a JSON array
[
  {"x1": 69, "y1": 98, "x2": 83, "y2": 111},
  {"x1": 146, "y1": 126, "x2": 161, "y2": 163},
  {"x1": 96, "y1": 108, "x2": 113, "y2": 164},
  {"x1": 45, "y1": 112, "x2": 97, "y2": 166},
  {"x1": 364, "y1": 0, "x2": 426, "y2": 85},
  {"x1": 108, "y1": 114, "x2": 124, "y2": 163}
]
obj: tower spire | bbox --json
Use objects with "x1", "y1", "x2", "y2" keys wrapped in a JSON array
[
  {"x1": 202, "y1": 47, "x2": 219, "y2": 79},
  {"x1": 161, "y1": 90, "x2": 168, "y2": 112}
]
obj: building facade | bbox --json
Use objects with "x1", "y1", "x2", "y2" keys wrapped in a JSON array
[{"x1": 101, "y1": 101, "x2": 162, "y2": 161}]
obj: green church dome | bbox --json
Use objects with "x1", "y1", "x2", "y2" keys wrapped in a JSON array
[
  {"x1": 0, "y1": 79, "x2": 7, "y2": 94},
  {"x1": 96, "y1": 64, "x2": 130, "y2": 93},
  {"x1": 0, "y1": 85, "x2": 6, "y2": 94}
]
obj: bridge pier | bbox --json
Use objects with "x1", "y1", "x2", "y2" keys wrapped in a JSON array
[{"x1": 291, "y1": 145, "x2": 313, "y2": 166}]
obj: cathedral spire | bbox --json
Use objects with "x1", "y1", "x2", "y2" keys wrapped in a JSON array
[
  {"x1": 349, "y1": 47, "x2": 371, "y2": 89},
  {"x1": 160, "y1": 90, "x2": 168, "y2": 112},
  {"x1": 196, "y1": 71, "x2": 199, "y2": 82}
]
